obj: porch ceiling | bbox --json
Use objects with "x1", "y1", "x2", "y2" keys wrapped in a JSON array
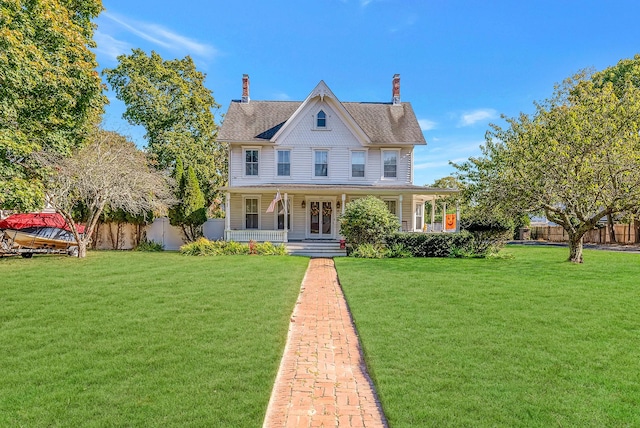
[{"x1": 222, "y1": 183, "x2": 458, "y2": 197}]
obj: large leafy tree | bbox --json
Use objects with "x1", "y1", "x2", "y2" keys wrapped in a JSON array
[
  {"x1": 103, "y1": 49, "x2": 226, "y2": 206},
  {"x1": 0, "y1": 0, "x2": 106, "y2": 210},
  {"x1": 41, "y1": 129, "x2": 171, "y2": 258},
  {"x1": 455, "y1": 64, "x2": 640, "y2": 263}
]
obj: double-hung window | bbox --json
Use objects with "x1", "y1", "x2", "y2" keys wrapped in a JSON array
[
  {"x1": 245, "y1": 149, "x2": 259, "y2": 176},
  {"x1": 415, "y1": 202, "x2": 424, "y2": 231},
  {"x1": 277, "y1": 150, "x2": 290, "y2": 176},
  {"x1": 383, "y1": 150, "x2": 398, "y2": 179},
  {"x1": 351, "y1": 151, "x2": 365, "y2": 178},
  {"x1": 245, "y1": 198, "x2": 259, "y2": 229},
  {"x1": 314, "y1": 150, "x2": 328, "y2": 177}
]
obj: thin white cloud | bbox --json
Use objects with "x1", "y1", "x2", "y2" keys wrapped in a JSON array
[
  {"x1": 273, "y1": 92, "x2": 292, "y2": 101},
  {"x1": 414, "y1": 157, "x2": 468, "y2": 170},
  {"x1": 94, "y1": 30, "x2": 131, "y2": 61},
  {"x1": 418, "y1": 118, "x2": 437, "y2": 131},
  {"x1": 415, "y1": 141, "x2": 483, "y2": 162},
  {"x1": 102, "y1": 12, "x2": 218, "y2": 59},
  {"x1": 459, "y1": 108, "x2": 497, "y2": 127}
]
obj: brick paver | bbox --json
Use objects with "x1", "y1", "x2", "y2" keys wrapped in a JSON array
[{"x1": 263, "y1": 258, "x2": 387, "y2": 428}]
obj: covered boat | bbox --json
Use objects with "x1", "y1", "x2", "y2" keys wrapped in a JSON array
[{"x1": 0, "y1": 213, "x2": 84, "y2": 257}]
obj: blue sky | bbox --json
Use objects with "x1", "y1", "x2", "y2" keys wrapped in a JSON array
[{"x1": 94, "y1": 0, "x2": 640, "y2": 185}]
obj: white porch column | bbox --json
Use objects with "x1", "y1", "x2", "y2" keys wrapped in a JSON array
[
  {"x1": 284, "y1": 193, "x2": 288, "y2": 242},
  {"x1": 431, "y1": 197, "x2": 436, "y2": 231},
  {"x1": 456, "y1": 202, "x2": 460, "y2": 232},
  {"x1": 443, "y1": 201, "x2": 447, "y2": 232},
  {"x1": 341, "y1": 193, "x2": 346, "y2": 215},
  {"x1": 225, "y1": 192, "x2": 231, "y2": 240},
  {"x1": 398, "y1": 194, "x2": 403, "y2": 231}
]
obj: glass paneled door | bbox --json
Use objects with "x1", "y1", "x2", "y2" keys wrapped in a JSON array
[{"x1": 308, "y1": 200, "x2": 334, "y2": 238}]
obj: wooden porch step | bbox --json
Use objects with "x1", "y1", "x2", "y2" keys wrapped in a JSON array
[{"x1": 285, "y1": 241, "x2": 347, "y2": 257}]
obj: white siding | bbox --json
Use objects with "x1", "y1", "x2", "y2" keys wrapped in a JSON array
[
  {"x1": 229, "y1": 99, "x2": 414, "y2": 187},
  {"x1": 228, "y1": 193, "x2": 306, "y2": 239}
]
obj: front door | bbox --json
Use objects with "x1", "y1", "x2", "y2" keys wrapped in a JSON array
[{"x1": 307, "y1": 200, "x2": 334, "y2": 239}]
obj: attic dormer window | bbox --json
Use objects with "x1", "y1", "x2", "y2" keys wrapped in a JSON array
[{"x1": 316, "y1": 110, "x2": 326, "y2": 128}]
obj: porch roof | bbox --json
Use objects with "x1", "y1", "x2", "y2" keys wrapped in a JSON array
[{"x1": 222, "y1": 183, "x2": 458, "y2": 197}]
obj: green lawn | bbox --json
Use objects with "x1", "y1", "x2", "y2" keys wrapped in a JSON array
[
  {"x1": 0, "y1": 252, "x2": 309, "y2": 427},
  {"x1": 335, "y1": 246, "x2": 640, "y2": 427}
]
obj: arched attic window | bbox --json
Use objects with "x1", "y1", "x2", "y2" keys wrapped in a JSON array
[{"x1": 316, "y1": 110, "x2": 326, "y2": 128}]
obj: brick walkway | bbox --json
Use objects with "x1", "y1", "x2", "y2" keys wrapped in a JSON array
[{"x1": 263, "y1": 258, "x2": 387, "y2": 428}]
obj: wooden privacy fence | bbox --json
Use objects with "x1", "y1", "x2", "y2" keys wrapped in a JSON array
[
  {"x1": 529, "y1": 224, "x2": 640, "y2": 244},
  {"x1": 91, "y1": 218, "x2": 225, "y2": 250}
]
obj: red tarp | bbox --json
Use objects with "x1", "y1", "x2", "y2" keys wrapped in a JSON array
[{"x1": 0, "y1": 213, "x2": 85, "y2": 234}]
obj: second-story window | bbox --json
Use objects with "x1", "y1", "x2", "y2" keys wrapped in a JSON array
[
  {"x1": 316, "y1": 110, "x2": 326, "y2": 128},
  {"x1": 383, "y1": 150, "x2": 398, "y2": 178},
  {"x1": 245, "y1": 149, "x2": 259, "y2": 176},
  {"x1": 277, "y1": 150, "x2": 290, "y2": 176},
  {"x1": 314, "y1": 150, "x2": 328, "y2": 177},
  {"x1": 351, "y1": 151, "x2": 365, "y2": 178}
]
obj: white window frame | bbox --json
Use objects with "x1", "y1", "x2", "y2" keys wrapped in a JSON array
[
  {"x1": 381, "y1": 149, "x2": 400, "y2": 180},
  {"x1": 313, "y1": 110, "x2": 331, "y2": 131},
  {"x1": 350, "y1": 149, "x2": 367, "y2": 180},
  {"x1": 243, "y1": 147, "x2": 261, "y2": 178},
  {"x1": 275, "y1": 149, "x2": 291, "y2": 177},
  {"x1": 312, "y1": 149, "x2": 330, "y2": 178},
  {"x1": 243, "y1": 195, "x2": 261, "y2": 229},
  {"x1": 317, "y1": 110, "x2": 327, "y2": 128},
  {"x1": 274, "y1": 195, "x2": 293, "y2": 230}
]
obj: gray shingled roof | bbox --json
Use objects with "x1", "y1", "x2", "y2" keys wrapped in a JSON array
[{"x1": 218, "y1": 100, "x2": 426, "y2": 145}]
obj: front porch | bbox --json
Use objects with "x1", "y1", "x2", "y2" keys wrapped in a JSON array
[{"x1": 222, "y1": 185, "x2": 460, "y2": 245}]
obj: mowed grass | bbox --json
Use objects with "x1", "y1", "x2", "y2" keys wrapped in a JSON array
[
  {"x1": 335, "y1": 246, "x2": 640, "y2": 427},
  {"x1": 0, "y1": 251, "x2": 309, "y2": 427}
]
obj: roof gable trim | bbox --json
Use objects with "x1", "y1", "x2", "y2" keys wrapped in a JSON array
[{"x1": 270, "y1": 81, "x2": 372, "y2": 145}]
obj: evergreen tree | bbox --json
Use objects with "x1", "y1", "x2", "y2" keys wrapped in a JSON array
[{"x1": 168, "y1": 160, "x2": 207, "y2": 242}]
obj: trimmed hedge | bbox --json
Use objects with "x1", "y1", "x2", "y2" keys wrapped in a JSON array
[
  {"x1": 386, "y1": 232, "x2": 474, "y2": 258},
  {"x1": 461, "y1": 216, "x2": 513, "y2": 255}
]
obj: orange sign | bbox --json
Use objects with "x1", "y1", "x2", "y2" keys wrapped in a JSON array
[{"x1": 445, "y1": 214, "x2": 457, "y2": 230}]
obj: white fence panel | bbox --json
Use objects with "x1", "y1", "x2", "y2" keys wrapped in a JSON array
[{"x1": 203, "y1": 219, "x2": 225, "y2": 241}]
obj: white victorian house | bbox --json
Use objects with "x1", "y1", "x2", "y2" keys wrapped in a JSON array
[{"x1": 218, "y1": 74, "x2": 457, "y2": 252}]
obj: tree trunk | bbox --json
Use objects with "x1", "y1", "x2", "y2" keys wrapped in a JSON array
[
  {"x1": 77, "y1": 240, "x2": 88, "y2": 258},
  {"x1": 568, "y1": 234, "x2": 584, "y2": 263},
  {"x1": 91, "y1": 222, "x2": 100, "y2": 249},
  {"x1": 607, "y1": 214, "x2": 616, "y2": 243}
]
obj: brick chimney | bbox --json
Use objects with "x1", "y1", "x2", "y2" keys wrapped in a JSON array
[
  {"x1": 392, "y1": 74, "x2": 400, "y2": 105},
  {"x1": 242, "y1": 74, "x2": 250, "y2": 103}
]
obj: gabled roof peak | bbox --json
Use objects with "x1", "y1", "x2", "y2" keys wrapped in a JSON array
[
  {"x1": 269, "y1": 80, "x2": 371, "y2": 144},
  {"x1": 309, "y1": 80, "x2": 334, "y2": 102}
]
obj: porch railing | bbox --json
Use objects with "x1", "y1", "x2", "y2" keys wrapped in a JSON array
[{"x1": 224, "y1": 229, "x2": 288, "y2": 243}]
